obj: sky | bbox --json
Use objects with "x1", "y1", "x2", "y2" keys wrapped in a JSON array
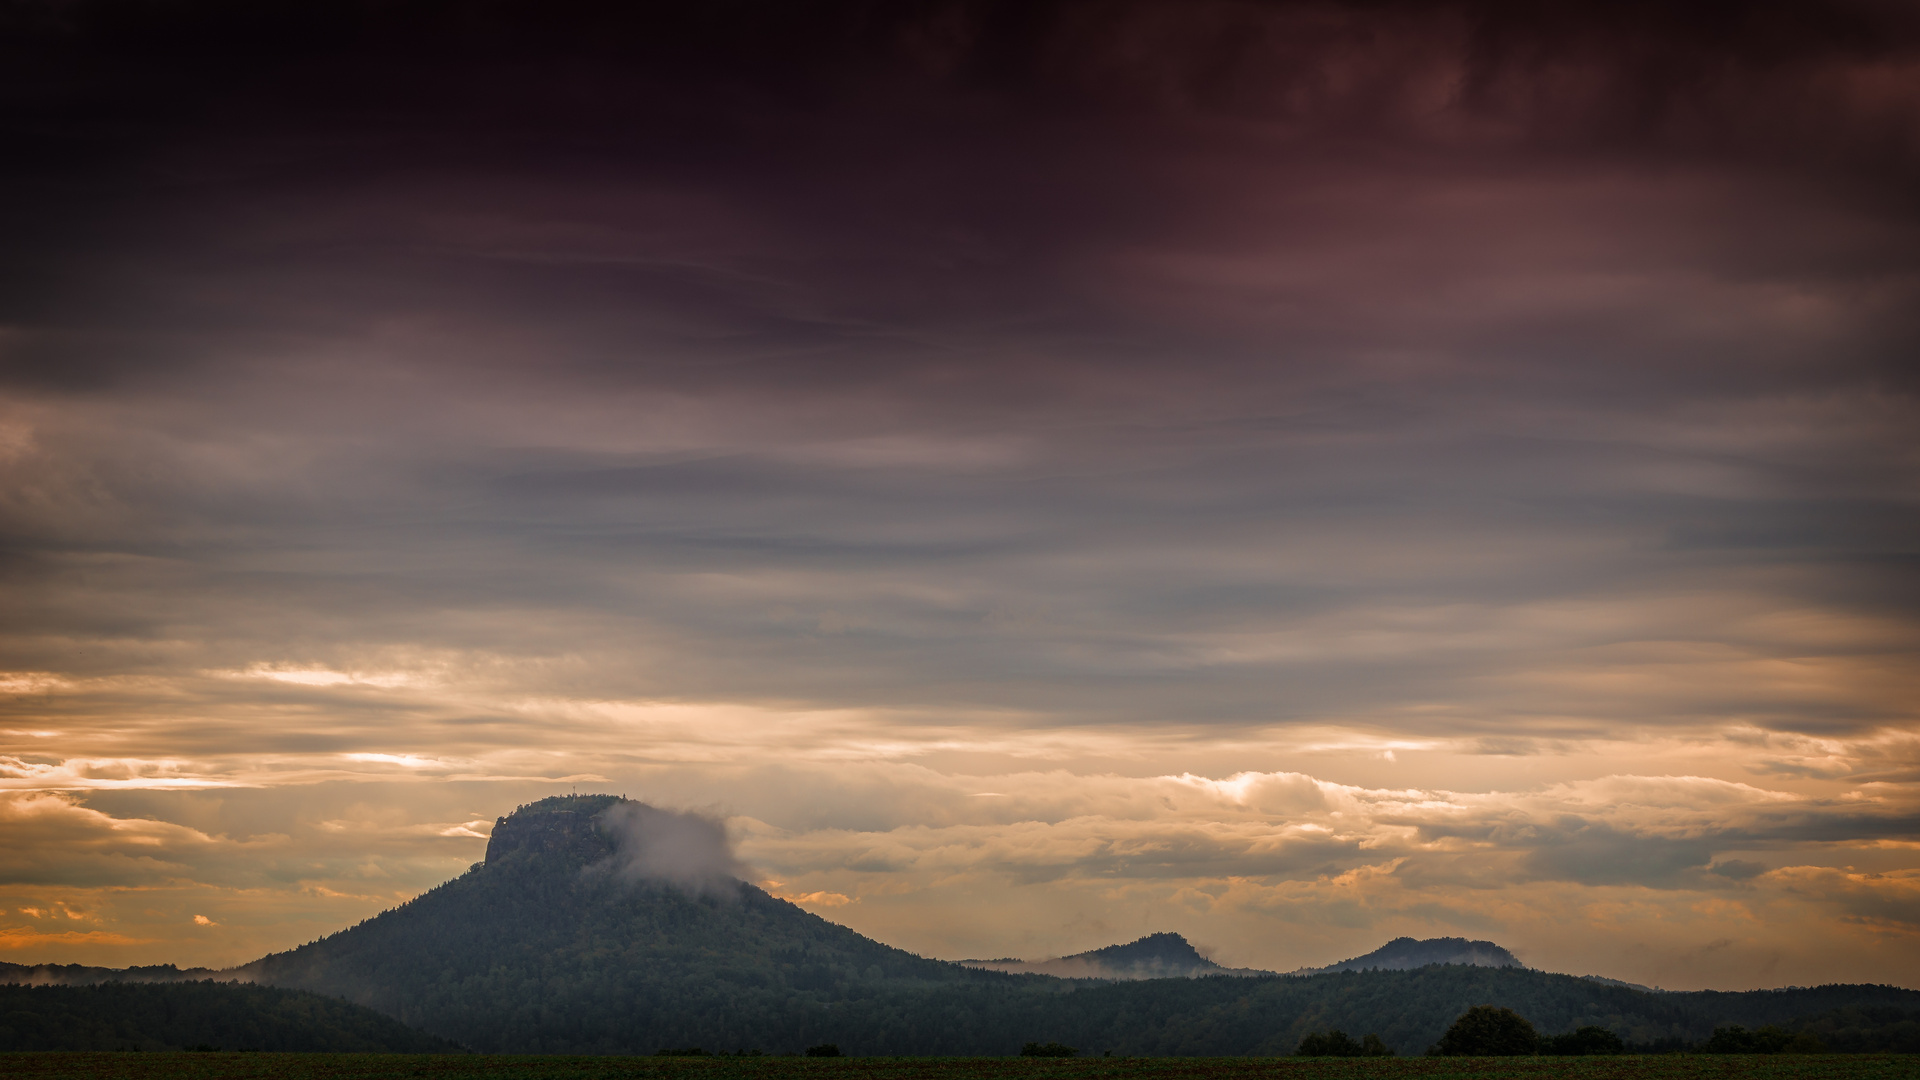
[{"x1": 2, "y1": 0, "x2": 1918, "y2": 990}]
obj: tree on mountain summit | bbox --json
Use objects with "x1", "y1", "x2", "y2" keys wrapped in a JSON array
[{"x1": 1429, "y1": 1005, "x2": 1539, "y2": 1056}]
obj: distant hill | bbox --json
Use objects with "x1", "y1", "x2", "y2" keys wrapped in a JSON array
[
  {"x1": 962, "y1": 932, "x2": 1267, "y2": 979},
  {"x1": 0, "y1": 980, "x2": 460, "y2": 1052},
  {"x1": 943, "y1": 965, "x2": 1920, "y2": 1056},
  {"x1": 967, "y1": 932, "x2": 1520, "y2": 983},
  {"x1": 0, "y1": 961, "x2": 221, "y2": 986},
  {"x1": 1299, "y1": 936, "x2": 1524, "y2": 974},
  {"x1": 1582, "y1": 974, "x2": 1659, "y2": 993}
]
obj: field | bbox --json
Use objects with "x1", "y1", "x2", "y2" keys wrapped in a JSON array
[{"x1": 2, "y1": 1056, "x2": 1916, "y2": 1080}]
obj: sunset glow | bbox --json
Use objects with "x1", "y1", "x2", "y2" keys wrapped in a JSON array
[{"x1": 1, "y1": 0, "x2": 1917, "y2": 991}]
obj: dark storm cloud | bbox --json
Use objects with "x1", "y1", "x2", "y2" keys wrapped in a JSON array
[
  {"x1": 7, "y1": 0, "x2": 1917, "y2": 428},
  {"x1": 6, "y1": 0, "x2": 1919, "y2": 383},
  {"x1": 1, "y1": 1, "x2": 1917, "y2": 739}
]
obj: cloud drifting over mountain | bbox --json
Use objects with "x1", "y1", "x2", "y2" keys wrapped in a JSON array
[
  {"x1": 593, "y1": 801, "x2": 750, "y2": 898},
  {"x1": 1, "y1": 0, "x2": 1917, "y2": 987}
]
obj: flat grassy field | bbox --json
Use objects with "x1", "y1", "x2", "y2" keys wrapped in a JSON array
[{"x1": 2, "y1": 1055, "x2": 1916, "y2": 1080}]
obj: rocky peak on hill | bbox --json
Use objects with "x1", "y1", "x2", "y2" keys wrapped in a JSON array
[
  {"x1": 962, "y1": 931, "x2": 1266, "y2": 979},
  {"x1": 482, "y1": 793, "x2": 625, "y2": 866},
  {"x1": 1302, "y1": 936, "x2": 1524, "y2": 974},
  {"x1": 1077, "y1": 932, "x2": 1219, "y2": 974}
]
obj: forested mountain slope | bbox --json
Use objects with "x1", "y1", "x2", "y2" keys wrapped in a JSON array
[
  {"x1": 998, "y1": 965, "x2": 1920, "y2": 1057},
  {"x1": 0, "y1": 980, "x2": 459, "y2": 1052}
]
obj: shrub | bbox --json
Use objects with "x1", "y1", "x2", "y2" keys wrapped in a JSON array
[
  {"x1": 1021, "y1": 1041, "x2": 1077, "y2": 1057},
  {"x1": 805, "y1": 1044, "x2": 842, "y2": 1057},
  {"x1": 1546, "y1": 1026, "x2": 1625, "y2": 1055},
  {"x1": 1429, "y1": 1005, "x2": 1539, "y2": 1056},
  {"x1": 1704, "y1": 1025, "x2": 1824, "y2": 1054},
  {"x1": 1296, "y1": 1030, "x2": 1394, "y2": 1056}
]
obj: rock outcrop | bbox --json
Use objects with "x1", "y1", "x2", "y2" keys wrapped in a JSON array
[{"x1": 482, "y1": 793, "x2": 623, "y2": 866}]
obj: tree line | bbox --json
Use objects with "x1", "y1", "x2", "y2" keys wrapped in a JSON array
[
  {"x1": 0, "y1": 981, "x2": 457, "y2": 1052},
  {"x1": 1287, "y1": 1003, "x2": 1897, "y2": 1058}
]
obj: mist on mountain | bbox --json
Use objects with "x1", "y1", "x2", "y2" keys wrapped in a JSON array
[{"x1": 589, "y1": 800, "x2": 749, "y2": 899}]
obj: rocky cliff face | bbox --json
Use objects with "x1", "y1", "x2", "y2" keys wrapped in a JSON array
[{"x1": 482, "y1": 794, "x2": 624, "y2": 866}]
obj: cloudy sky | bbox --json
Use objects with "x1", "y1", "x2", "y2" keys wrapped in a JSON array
[{"x1": 3, "y1": 0, "x2": 1918, "y2": 989}]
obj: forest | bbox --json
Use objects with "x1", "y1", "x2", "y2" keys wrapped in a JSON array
[{"x1": 0, "y1": 980, "x2": 458, "y2": 1052}]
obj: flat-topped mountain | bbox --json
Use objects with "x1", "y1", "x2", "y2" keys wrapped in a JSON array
[
  {"x1": 963, "y1": 932, "x2": 1267, "y2": 979},
  {"x1": 1300, "y1": 936, "x2": 1524, "y2": 974},
  {"x1": 231, "y1": 795, "x2": 1016, "y2": 1052}
]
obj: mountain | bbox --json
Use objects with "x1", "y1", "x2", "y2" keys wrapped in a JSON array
[
  {"x1": 1300, "y1": 936, "x2": 1524, "y2": 974},
  {"x1": 0, "y1": 980, "x2": 460, "y2": 1052},
  {"x1": 231, "y1": 794, "x2": 1035, "y2": 1053},
  {"x1": 967, "y1": 932, "x2": 1521, "y2": 983},
  {"x1": 962, "y1": 932, "x2": 1268, "y2": 979},
  {"x1": 220, "y1": 795, "x2": 1919, "y2": 1054},
  {"x1": 14, "y1": 794, "x2": 1919, "y2": 1055}
]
